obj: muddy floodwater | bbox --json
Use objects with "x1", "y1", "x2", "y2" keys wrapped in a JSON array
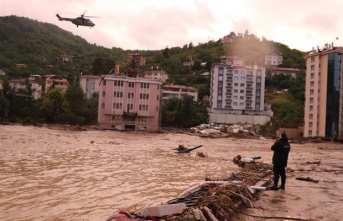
[{"x1": 1, "y1": 125, "x2": 342, "y2": 221}]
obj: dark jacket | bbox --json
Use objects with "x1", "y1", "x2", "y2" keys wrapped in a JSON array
[{"x1": 271, "y1": 137, "x2": 291, "y2": 167}]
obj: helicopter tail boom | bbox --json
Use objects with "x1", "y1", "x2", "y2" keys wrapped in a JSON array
[
  {"x1": 56, "y1": 14, "x2": 63, "y2": 21},
  {"x1": 56, "y1": 14, "x2": 74, "y2": 22}
]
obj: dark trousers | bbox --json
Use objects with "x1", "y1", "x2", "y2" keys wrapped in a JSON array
[{"x1": 273, "y1": 165, "x2": 286, "y2": 187}]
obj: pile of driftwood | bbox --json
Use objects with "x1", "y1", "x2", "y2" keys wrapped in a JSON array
[
  {"x1": 107, "y1": 158, "x2": 310, "y2": 221},
  {"x1": 107, "y1": 160, "x2": 273, "y2": 221}
]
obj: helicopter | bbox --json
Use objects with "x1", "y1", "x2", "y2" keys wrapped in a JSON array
[{"x1": 56, "y1": 12, "x2": 98, "y2": 28}]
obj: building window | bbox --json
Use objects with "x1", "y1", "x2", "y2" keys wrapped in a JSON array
[
  {"x1": 309, "y1": 122, "x2": 313, "y2": 128},
  {"x1": 308, "y1": 130, "x2": 312, "y2": 136},
  {"x1": 141, "y1": 83, "x2": 150, "y2": 88},
  {"x1": 309, "y1": 105, "x2": 313, "y2": 111},
  {"x1": 139, "y1": 104, "x2": 149, "y2": 110},
  {"x1": 239, "y1": 102, "x2": 244, "y2": 106},
  {"x1": 102, "y1": 91, "x2": 105, "y2": 97},
  {"x1": 114, "y1": 81, "x2": 123, "y2": 86},
  {"x1": 113, "y1": 103, "x2": 122, "y2": 109},
  {"x1": 234, "y1": 83, "x2": 238, "y2": 86},
  {"x1": 128, "y1": 82, "x2": 134, "y2": 88},
  {"x1": 103, "y1": 80, "x2": 106, "y2": 85},
  {"x1": 309, "y1": 113, "x2": 313, "y2": 119},
  {"x1": 311, "y1": 57, "x2": 315, "y2": 63},
  {"x1": 219, "y1": 76, "x2": 223, "y2": 81},
  {"x1": 311, "y1": 73, "x2": 314, "y2": 79},
  {"x1": 140, "y1": 93, "x2": 149, "y2": 99},
  {"x1": 127, "y1": 104, "x2": 133, "y2": 110},
  {"x1": 128, "y1": 93, "x2": 134, "y2": 98},
  {"x1": 233, "y1": 102, "x2": 237, "y2": 106},
  {"x1": 240, "y1": 96, "x2": 244, "y2": 100},
  {"x1": 114, "y1": 91, "x2": 123, "y2": 97},
  {"x1": 233, "y1": 96, "x2": 238, "y2": 99},
  {"x1": 311, "y1": 65, "x2": 315, "y2": 71},
  {"x1": 234, "y1": 76, "x2": 239, "y2": 80},
  {"x1": 241, "y1": 77, "x2": 245, "y2": 81},
  {"x1": 240, "y1": 83, "x2": 245, "y2": 87},
  {"x1": 310, "y1": 97, "x2": 314, "y2": 103},
  {"x1": 240, "y1": 90, "x2": 244, "y2": 93},
  {"x1": 310, "y1": 81, "x2": 314, "y2": 87},
  {"x1": 101, "y1": 102, "x2": 105, "y2": 108},
  {"x1": 310, "y1": 89, "x2": 314, "y2": 95}
]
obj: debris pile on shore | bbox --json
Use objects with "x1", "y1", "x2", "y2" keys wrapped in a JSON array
[
  {"x1": 107, "y1": 159, "x2": 274, "y2": 221},
  {"x1": 189, "y1": 123, "x2": 266, "y2": 139}
]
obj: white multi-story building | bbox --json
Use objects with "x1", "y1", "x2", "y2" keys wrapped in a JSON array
[
  {"x1": 79, "y1": 75, "x2": 101, "y2": 99},
  {"x1": 265, "y1": 52, "x2": 283, "y2": 65},
  {"x1": 209, "y1": 59, "x2": 272, "y2": 124},
  {"x1": 9, "y1": 78, "x2": 42, "y2": 100},
  {"x1": 162, "y1": 84, "x2": 198, "y2": 103}
]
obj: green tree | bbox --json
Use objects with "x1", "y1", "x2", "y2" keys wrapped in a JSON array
[
  {"x1": 162, "y1": 96, "x2": 208, "y2": 128},
  {"x1": 0, "y1": 94, "x2": 10, "y2": 121},
  {"x1": 40, "y1": 87, "x2": 64, "y2": 123},
  {"x1": 61, "y1": 80, "x2": 86, "y2": 125}
]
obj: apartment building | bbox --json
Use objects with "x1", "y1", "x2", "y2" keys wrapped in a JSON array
[
  {"x1": 210, "y1": 58, "x2": 272, "y2": 124},
  {"x1": 98, "y1": 74, "x2": 162, "y2": 131},
  {"x1": 162, "y1": 84, "x2": 198, "y2": 103},
  {"x1": 304, "y1": 43, "x2": 343, "y2": 139},
  {"x1": 127, "y1": 53, "x2": 146, "y2": 66},
  {"x1": 79, "y1": 75, "x2": 101, "y2": 99},
  {"x1": 270, "y1": 67, "x2": 301, "y2": 80},
  {"x1": 44, "y1": 75, "x2": 69, "y2": 94},
  {"x1": 9, "y1": 78, "x2": 42, "y2": 99},
  {"x1": 265, "y1": 52, "x2": 283, "y2": 66},
  {"x1": 143, "y1": 70, "x2": 169, "y2": 82}
]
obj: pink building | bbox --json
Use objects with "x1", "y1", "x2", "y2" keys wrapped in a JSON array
[{"x1": 98, "y1": 74, "x2": 162, "y2": 131}]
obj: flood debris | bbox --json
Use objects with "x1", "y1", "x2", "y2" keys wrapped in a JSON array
[
  {"x1": 196, "y1": 152, "x2": 207, "y2": 158},
  {"x1": 107, "y1": 155, "x2": 309, "y2": 221},
  {"x1": 189, "y1": 123, "x2": 267, "y2": 139},
  {"x1": 296, "y1": 177, "x2": 320, "y2": 183},
  {"x1": 174, "y1": 145, "x2": 203, "y2": 154}
]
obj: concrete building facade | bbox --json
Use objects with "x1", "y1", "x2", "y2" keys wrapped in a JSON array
[
  {"x1": 8, "y1": 78, "x2": 42, "y2": 100},
  {"x1": 304, "y1": 44, "x2": 343, "y2": 139},
  {"x1": 162, "y1": 84, "x2": 198, "y2": 103},
  {"x1": 265, "y1": 52, "x2": 283, "y2": 66},
  {"x1": 143, "y1": 70, "x2": 169, "y2": 82},
  {"x1": 209, "y1": 60, "x2": 272, "y2": 125},
  {"x1": 79, "y1": 75, "x2": 101, "y2": 99},
  {"x1": 98, "y1": 74, "x2": 162, "y2": 131}
]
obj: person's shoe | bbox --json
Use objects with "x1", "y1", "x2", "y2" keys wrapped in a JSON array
[
  {"x1": 280, "y1": 186, "x2": 285, "y2": 190},
  {"x1": 269, "y1": 186, "x2": 280, "y2": 190}
]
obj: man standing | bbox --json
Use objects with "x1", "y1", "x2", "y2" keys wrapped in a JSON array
[{"x1": 271, "y1": 132, "x2": 291, "y2": 190}]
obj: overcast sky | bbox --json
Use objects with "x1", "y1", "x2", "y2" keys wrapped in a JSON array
[{"x1": 1, "y1": 0, "x2": 343, "y2": 51}]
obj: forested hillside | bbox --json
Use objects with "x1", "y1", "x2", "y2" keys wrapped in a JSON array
[{"x1": 0, "y1": 16, "x2": 307, "y2": 128}]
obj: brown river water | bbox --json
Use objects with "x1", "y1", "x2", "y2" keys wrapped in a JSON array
[{"x1": 0, "y1": 125, "x2": 274, "y2": 221}]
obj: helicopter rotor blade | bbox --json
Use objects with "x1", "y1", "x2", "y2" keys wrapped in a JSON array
[{"x1": 83, "y1": 16, "x2": 100, "y2": 18}]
